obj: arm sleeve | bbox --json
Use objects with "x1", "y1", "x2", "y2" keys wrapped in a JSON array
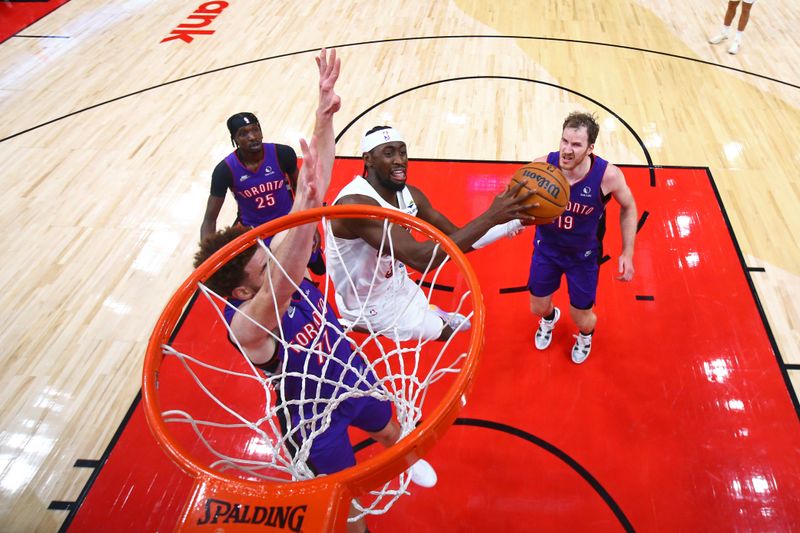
[
  {"x1": 210, "y1": 160, "x2": 233, "y2": 197},
  {"x1": 472, "y1": 220, "x2": 524, "y2": 249},
  {"x1": 275, "y1": 144, "x2": 298, "y2": 176}
]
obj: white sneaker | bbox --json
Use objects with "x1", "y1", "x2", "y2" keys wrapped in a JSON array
[
  {"x1": 708, "y1": 33, "x2": 728, "y2": 45},
  {"x1": 534, "y1": 307, "x2": 560, "y2": 350},
  {"x1": 445, "y1": 312, "x2": 471, "y2": 331},
  {"x1": 727, "y1": 40, "x2": 741, "y2": 55},
  {"x1": 409, "y1": 459, "x2": 437, "y2": 488},
  {"x1": 433, "y1": 306, "x2": 471, "y2": 332},
  {"x1": 571, "y1": 332, "x2": 593, "y2": 364}
]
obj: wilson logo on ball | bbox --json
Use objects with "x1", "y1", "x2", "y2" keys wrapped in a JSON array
[{"x1": 522, "y1": 169, "x2": 563, "y2": 200}]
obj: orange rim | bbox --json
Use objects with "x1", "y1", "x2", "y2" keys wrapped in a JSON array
[{"x1": 142, "y1": 204, "x2": 485, "y2": 501}]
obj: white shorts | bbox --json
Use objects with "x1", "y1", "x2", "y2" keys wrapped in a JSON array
[{"x1": 336, "y1": 280, "x2": 445, "y2": 342}]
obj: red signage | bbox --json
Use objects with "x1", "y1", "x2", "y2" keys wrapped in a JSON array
[{"x1": 161, "y1": 1, "x2": 229, "y2": 44}]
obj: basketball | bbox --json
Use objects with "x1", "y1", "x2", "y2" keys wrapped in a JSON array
[{"x1": 509, "y1": 162, "x2": 570, "y2": 224}]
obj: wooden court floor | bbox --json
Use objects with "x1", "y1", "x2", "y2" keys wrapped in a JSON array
[{"x1": 1, "y1": 1, "x2": 799, "y2": 531}]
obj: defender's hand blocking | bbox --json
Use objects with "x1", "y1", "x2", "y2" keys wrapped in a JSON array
[
  {"x1": 316, "y1": 48, "x2": 341, "y2": 117},
  {"x1": 296, "y1": 138, "x2": 321, "y2": 206},
  {"x1": 296, "y1": 48, "x2": 341, "y2": 210}
]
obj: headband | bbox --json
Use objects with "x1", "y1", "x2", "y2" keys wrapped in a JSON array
[
  {"x1": 227, "y1": 112, "x2": 259, "y2": 137},
  {"x1": 361, "y1": 127, "x2": 405, "y2": 153}
]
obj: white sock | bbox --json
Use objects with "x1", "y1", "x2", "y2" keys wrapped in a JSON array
[
  {"x1": 734, "y1": 31, "x2": 744, "y2": 42},
  {"x1": 721, "y1": 25, "x2": 732, "y2": 36}
]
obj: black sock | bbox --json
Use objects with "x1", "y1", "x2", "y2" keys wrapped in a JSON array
[{"x1": 543, "y1": 309, "x2": 556, "y2": 321}]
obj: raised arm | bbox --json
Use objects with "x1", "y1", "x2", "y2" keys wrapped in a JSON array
[
  {"x1": 231, "y1": 49, "x2": 341, "y2": 360},
  {"x1": 306, "y1": 48, "x2": 340, "y2": 197}
]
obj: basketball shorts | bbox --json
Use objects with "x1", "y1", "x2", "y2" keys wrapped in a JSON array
[
  {"x1": 305, "y1": 395, "x2": 392, "y2": 475},
  {"x1": 527, "y1": 241, "x2": 600, "y2": 310},
  {"x1": 337, "y1": 278, "x2": 445, "y2": 341}
]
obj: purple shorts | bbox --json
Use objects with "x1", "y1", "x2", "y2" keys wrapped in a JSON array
[
  {"x1": 306, "y1": 395, "x2": 392, "y2": 475},
  {"x1": 527, "y1": 241, "x2": 599, "y2": 310}
]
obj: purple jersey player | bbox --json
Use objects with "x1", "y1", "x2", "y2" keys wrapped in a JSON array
[
  {"x1": 527, "y1": 112, "x2": 637, "y2": 364},
  {"x1": 193, "y1": 50, "x2": 434, "y2": 533},
  {"x1": 201, "y1": 113, "x2": 298, "y2": 240},
  {"x1": 200, "y1": 111, "x2": 325, "y2": 274},
  {"x1": 223, "y1": 278, "x2": 393, "y2": 475},
  {"x1": 222, "y1": 139, "x2": 295, "y2": 228}
]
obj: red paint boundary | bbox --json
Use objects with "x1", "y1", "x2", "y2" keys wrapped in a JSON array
[
  {"x1": 63, "y1": 161, "x2": 800, "y2": 532},
  {"x1": 0, "y1": 0, "x2": 71, "y2": 44}
]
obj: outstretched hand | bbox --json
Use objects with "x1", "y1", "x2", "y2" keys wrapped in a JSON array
[
  {"x1": 295, "y1": 48, "x2": 341, "y2": 210},
  {"x1": 296, "y1": 137, "x2": 322, "y2": 207},
  {"x1": 316, "y1": 48, "x2": 341, "y2": 116}
]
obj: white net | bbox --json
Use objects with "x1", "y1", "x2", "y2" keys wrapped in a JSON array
[{"x1": 157, "y1": 212, "x2": 476, "y2": 521}]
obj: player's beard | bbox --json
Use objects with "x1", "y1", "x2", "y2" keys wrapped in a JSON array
[
  {"x1": 377, "y1": 170, "x2": 406, "y2": 192},
  {"x1": 560, "y1": 146, "x2": 591, "y2": 171}
]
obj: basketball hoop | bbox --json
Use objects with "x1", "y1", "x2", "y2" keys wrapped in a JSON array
[{"x1": 142, "y1": 205, "x2": 485, "y2": 532}]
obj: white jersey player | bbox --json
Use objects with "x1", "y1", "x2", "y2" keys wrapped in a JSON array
[{"x1": 326, "y1": 127, "x2": 534, "y2": 341}]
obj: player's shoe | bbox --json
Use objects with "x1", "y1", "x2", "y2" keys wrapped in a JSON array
[
  {"x1": 708, "y1": 32, "x2": 728, "y2": 45},
  {"x1": 433, "y1": 306, "x2": 471, "y2": 332},
  {"x1": 445, "y1": 312, "x2": 471, "y2": 331},
  {"x1": 409, "y1": 459, "x2": 437, "y2": 488},
  {"x1": 571, "y1": 332, "x2": 593, "y2": 364},
  {"x1": 534, "y1": 307, "x2": 560, "y2": 350},
  {"x1": 727, "y1": 39, "x2": 741, "y2": 55}
]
